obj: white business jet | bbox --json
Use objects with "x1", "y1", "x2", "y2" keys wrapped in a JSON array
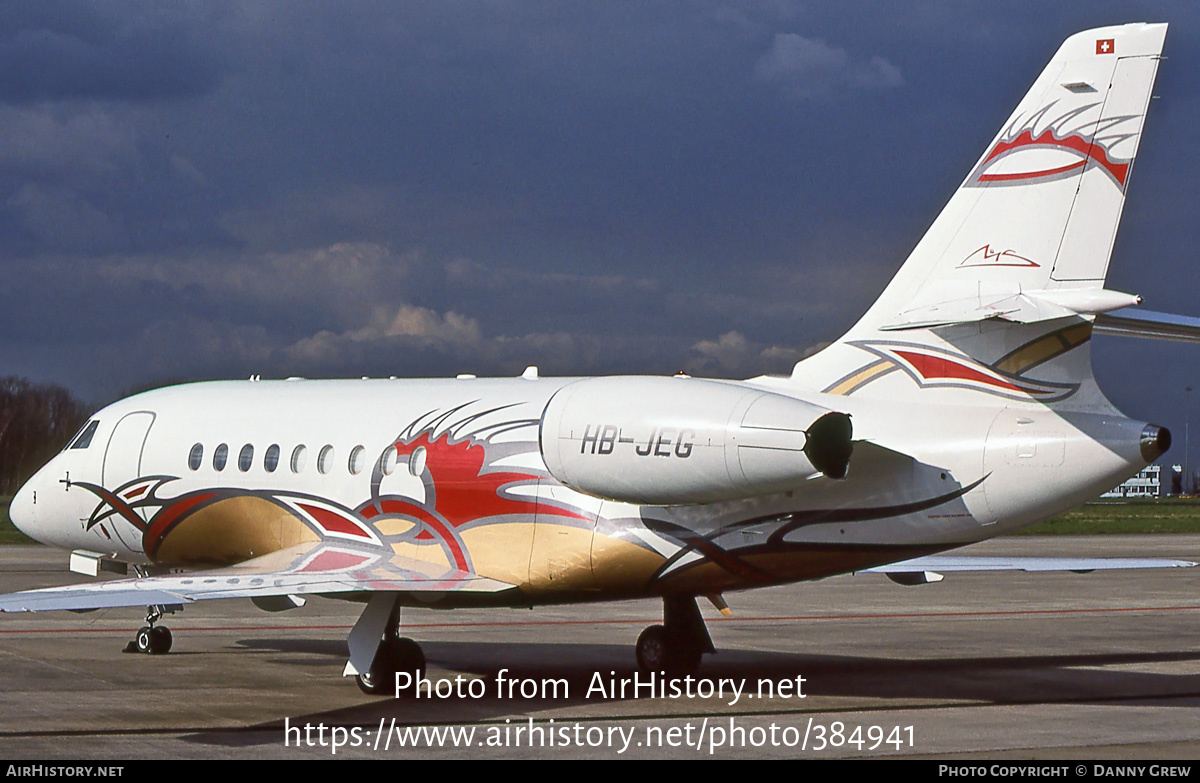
[{"x1": 4, "y1": 23, "x2": 1198, "y2": 694}]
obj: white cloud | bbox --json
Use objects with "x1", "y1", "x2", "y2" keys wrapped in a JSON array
[
  {"x1": 383, "y1": 305, "x2": 482, "y2": 345},
  {"x1": 685, "y1": 330, "x2": 810, "y2": 378},
  {"x1": 689, "y1": 330, "x2": 754, "y2": 369},
  {"x1": 272, "y1": 303, "x2": 678, "y2": 381},
  {"x1": 282, "y1": 304, "x2": 521, "y2": 367}
]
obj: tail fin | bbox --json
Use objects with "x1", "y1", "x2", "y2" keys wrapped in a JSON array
[{"x1": 796, "y1": 23, "x2": 1166, "y2": 408}]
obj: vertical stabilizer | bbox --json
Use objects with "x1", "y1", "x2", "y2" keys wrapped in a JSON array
[{"x1": 795, "y1": 24, "x2": 1166, "y2": 410}]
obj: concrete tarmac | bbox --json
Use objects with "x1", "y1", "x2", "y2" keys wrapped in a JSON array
[{"x1": 2, "y1": 536, "x2": 1200, "y2": 759}]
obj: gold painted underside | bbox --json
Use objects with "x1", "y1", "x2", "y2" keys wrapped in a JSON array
[
  {"x1": 155, "y1": 496, "x2": 319, "y2": 565},
  {"x1": 151, "y1": 497, "x2": 921, "y2": 598},
  {"x1": 460, "y1": 522, "x2": 535, "y2": 586},
  {"x1": 658, "y1": 547, "x2": 932, "y2": 594}
]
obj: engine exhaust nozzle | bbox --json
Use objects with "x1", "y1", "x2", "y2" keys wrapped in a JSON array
[{"x1": 1140, "y1": 424, "x2": 1172, "y2": 461}]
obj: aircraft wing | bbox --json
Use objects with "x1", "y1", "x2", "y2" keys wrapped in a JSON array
[
  {"x1": 866, "y1": 555, "x2": 1196, "y2": 582},
  {"x1": 0, "y1": 541, "x2": 517, "y2": 613},
  {"x1": 1094, "y1": 308, "x2": 1200, "y2": 343}
]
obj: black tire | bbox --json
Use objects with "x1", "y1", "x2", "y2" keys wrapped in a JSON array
[
  {"x1": 357, "y1": 637, "x2": 427, "y2": 697},
  {"x1": 391, "y1": 637, "x2": 426, "y2": 697},
  {"x1": 635, "y1": 624, "x2": 668, "y2": 672},
  {"x1": 636, "y1": 624, "x2": 703, "y2": 676},
  {"x1": 135, "y1": 626, "x2": 153, "y2": 655},
  {"x1": 668, "y1": 640, "x2": 702, "y2": 677},
  {"x1": 355, "y1": 671, "x2": 386, "y2": 695},
  {"x1": 148, "y1": 625, "x2": 173, "y2": 655}
]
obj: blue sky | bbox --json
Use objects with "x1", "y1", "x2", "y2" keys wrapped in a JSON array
[{"x1": 3, "y1": 2, "x2": 1200, "y2": 471}]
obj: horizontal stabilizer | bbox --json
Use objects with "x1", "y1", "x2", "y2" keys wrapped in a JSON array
[
  {"x1": 1094, "y1": 308, "x2": 1200, "y2": 343},
  {"x1": 0, "y1": 542, "x2": 517, "y2": 614},
  {"x1": 881, "y1": 288, "x2": 1142, "y2": 331},
  {"x1": 865, "y1": 555, "x2": 1196, "y2": 574}
]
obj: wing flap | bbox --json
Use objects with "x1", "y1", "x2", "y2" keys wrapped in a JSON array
[
  {"x1": 0, "y1": 542, "x2": 517, "y2": 614},
  {"x1": 866, "y1": 555, "x2": 1196, "y2": 574},
  {"x1": 3, "y1": 587, "x2": 193, "y2": 613}
]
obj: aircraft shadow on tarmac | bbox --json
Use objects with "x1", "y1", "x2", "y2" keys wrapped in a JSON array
[{"x1": 183, "y1": 637, "x2": 1200, "y2": 747}]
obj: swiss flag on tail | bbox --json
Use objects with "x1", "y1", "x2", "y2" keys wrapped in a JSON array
[{"x1": 1096, "y1": 39, "x2": 1115, "y2": 55}]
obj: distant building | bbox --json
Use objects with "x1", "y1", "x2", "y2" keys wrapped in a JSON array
[{"x1": 1101, "y1": 464, "x2": 1161, "y2": 499}]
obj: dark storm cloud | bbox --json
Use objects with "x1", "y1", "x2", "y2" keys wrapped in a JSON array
[
  {"x1": 754, "y1": 33, "x2": 902, "y2": 98},
  {"x1": 2, "y1": 0, "x2": 1200, "y2": 491},
  {"x1": 0, "y1": 3, "x2": 225, "y2": 104}
]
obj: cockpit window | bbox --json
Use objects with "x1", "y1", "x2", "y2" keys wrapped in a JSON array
[
  {"x1": 64, "y1": 422, "x2": 88, "y2": 449},
  {"x1": 69, "y1": 420, "x2": 100, "y2": 450}
]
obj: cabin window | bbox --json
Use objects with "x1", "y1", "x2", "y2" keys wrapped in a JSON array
[
  {"x1": 290, "y1": 445, "x2": 307, "y2": 473},
  {"x1": 264, "y1": 444, "x2": 280, "y2": 473},
  {"x1": 318, "y1": 445, "x2": 334, "y2": 474},
  {"x1": 69, "y1": 420, "x2": 100, "y2": 450},
  {"x1": 348, "y1": 445, "x2": 365, "y2": 475},
  {"x1": 381, "y1": 444, "x2": 398, "y2": 476},
  {"x1": 238, "y1": 444, "x2": 254, "y2": 472},
  {"x1": 188, "y1": 443, "x2": 203, "y2": 471},
  {"x1": 213, "y1": 443, "x2": 229, "y2": 471}
]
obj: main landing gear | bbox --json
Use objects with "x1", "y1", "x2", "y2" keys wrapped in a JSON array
[
  {"x1": 124, "y1": 605, "x2": 174, "y2": 655},
  {"x1": 635, "y1": 595, "x2": 714, "y2": 676},
  {"x1": 356, "y1": 601, "x2": 426, "y2": 696}
]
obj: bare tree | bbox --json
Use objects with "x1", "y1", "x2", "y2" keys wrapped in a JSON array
[{"x1": 0, "y1": 377, "x2": 90, "y2": 496}]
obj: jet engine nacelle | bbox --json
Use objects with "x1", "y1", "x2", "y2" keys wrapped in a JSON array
[{"x1": 539, "y1": 376, "x2": 852, "y2": 505}]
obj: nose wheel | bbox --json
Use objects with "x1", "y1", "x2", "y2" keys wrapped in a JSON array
[
  {"x1": 124, "y1": 605, "x2": 175, "y2": 655},
  {"x1": 134, "y1": 625, "x2": 173, "y2": 655}
]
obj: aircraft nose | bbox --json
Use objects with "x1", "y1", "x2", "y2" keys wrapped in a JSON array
[{"x1": 8, "y1": 480, "x2": 40, "y2": 543}]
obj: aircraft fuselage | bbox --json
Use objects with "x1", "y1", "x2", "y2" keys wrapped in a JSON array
[{"x1": 9, "y1": 374, "x2": 1160, "y2": 604}]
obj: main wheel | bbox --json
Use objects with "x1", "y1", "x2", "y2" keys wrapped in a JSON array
[
  {"x1": 636, "y1": 624, "x2": 703, "y2": 676},
  {"x1": 356, "y1": 637, "x2": 427, "y2": 696},
  {"x1": 135, "y1": 626, "x2": 153, "y2": 654},
  {"x1": 355, "y1": 671, "x2": 385, "y2": 695},
  {"x1": 669, "y1": 639, "x2": 702, "y2": 676},
  {"x1": 148, "y1": 625, "x2": 173, "y2": 655},
  {"x1": 391, "y1": 637, "x2": 426, "y2": 697},
  {"x1": 636, "y1": 624, "x2": 668, "y2": 672}
]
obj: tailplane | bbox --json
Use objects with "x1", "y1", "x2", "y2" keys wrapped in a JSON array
[{"x1": 795, "y1": 23, "x2": 1175, "y2": 409}]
